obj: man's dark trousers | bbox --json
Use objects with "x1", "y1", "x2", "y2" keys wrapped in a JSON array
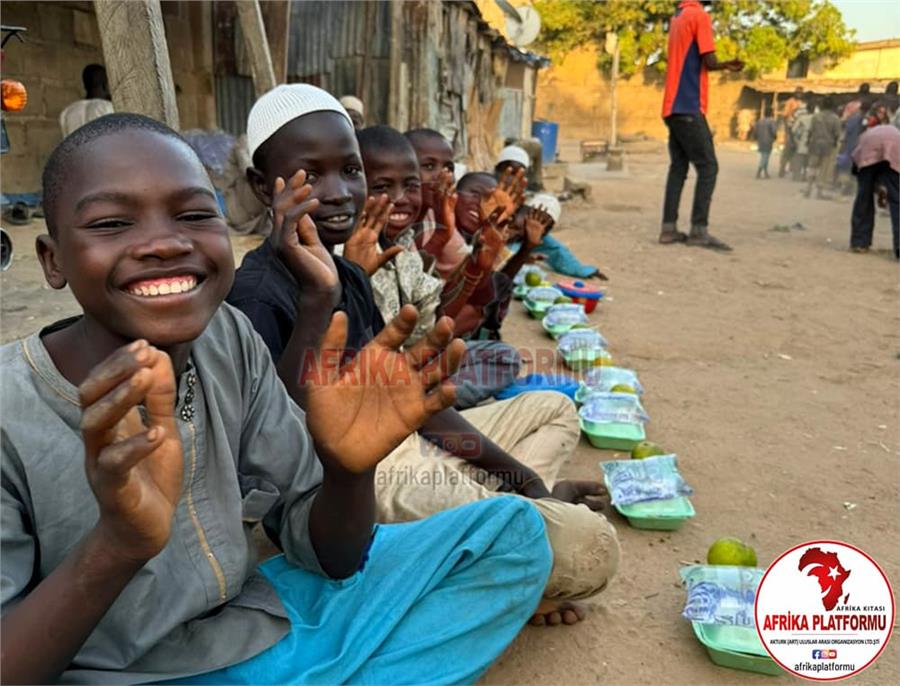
[
  {"x1": 662, "y1": 113, "x2": 719, "y2": 230},
  {"x1": 851, "y1": 161, "x2": 899, "y2": 257}
]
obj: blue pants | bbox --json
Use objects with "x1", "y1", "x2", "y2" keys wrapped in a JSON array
[
  {"x1": 175, "y1": 498, "x2": 551, "y2": 685},
  {"x1": 532, "y1": 234, "x2": 599, "y2": 279}
]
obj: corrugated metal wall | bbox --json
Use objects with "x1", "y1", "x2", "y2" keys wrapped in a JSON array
[{"x1": 287, "y1": 0, "x2": 392, "y2": 126}]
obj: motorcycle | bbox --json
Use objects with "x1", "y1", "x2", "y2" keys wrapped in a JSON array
[{"x1": 1, "y1": 24, "x2": 29, "y2": 271}]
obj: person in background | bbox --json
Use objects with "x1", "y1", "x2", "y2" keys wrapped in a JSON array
[
  {"x1": 339, "y1": 95, "x2": 365, "y2": 130},
  {"x1": 494, "y1": 145, "x2": 531, "y2": 177},
  {"x1": 754, "y1": 106, "x2": 777, "y2": 179},
  {"x1": 790, "y1": 97, "x2": 813, "y2": 182},
  {"x1": 778, "y1": 86, "x2": 805, "y2": 178},
  {"x1": 849, "y1": 123, "x2": 900, "y2": 259},
  {"x1": 836, "y1": 98, "x2": 870, "y2": 195},
  {"x1": 659, "y1": 0, "x2": 743, "y2": 251},
  {"x1": 804, "y1": 95, "x2": 842, "y2": 199},
  {"x1": 841, "y1": 83, "x2": 871, "y2": 121},
  {"x1": 58, "y1": 64, "x2": 114, "y2": 138}
]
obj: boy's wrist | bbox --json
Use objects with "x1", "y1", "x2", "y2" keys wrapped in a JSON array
[{"x1": 82, "y1": 524, "x2": 150, "y2": 583}]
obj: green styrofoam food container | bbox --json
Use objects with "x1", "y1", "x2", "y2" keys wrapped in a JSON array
[
  {"x1": 579, "y1": 418, "x2": 645, "y2": 450},
  {"x1": 542, "y1": 320, "x2": 575, "y2": 339},
  {"x1": 691, "y1": 623, "x2": 782, "y2": 676},
  {"x1": 616, "y1": 496, "x2": 695, "y2": 530},
  {"x1": 562, "y1": 348, "x2": 598, "y2": 371},
  {"x1": 513, "y1": 284, "x2": 531, "y2": 300}
]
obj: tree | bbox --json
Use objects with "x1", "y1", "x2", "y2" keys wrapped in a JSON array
[{"x1": 533, "y1": 0, "x2": 856, "y2": 78}]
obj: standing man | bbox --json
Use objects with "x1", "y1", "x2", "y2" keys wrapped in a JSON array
[
  {"x1": 58, "y1": 64, "x2": 113, "y2": 137},
  {"x1": 849, "y1": 124, "x2": 900, "y2": 259},
  {"x1": 778, "y1": 86, "x2": 805, "y2": 177},
  {"x1": 804, "y1": 95, "x2": 842, "y2": 199},
  {"x1": 659, "y1": 0, "x2": 743, "y2": 251}
]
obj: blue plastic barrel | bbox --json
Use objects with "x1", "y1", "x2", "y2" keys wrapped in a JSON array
[{"x1": 532, "y1": 120, "x2": 559, "y2": 164}]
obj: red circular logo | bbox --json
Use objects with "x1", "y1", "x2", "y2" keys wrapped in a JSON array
[{"x1": 755, "y1": 540, "x2": 894, "y2": 680}]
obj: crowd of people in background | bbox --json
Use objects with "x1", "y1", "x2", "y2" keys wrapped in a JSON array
[{"x1": 750, "y1": 81, "x2": 900, "y2": 259}]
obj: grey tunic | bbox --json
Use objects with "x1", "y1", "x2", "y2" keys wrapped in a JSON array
[{"x1": 1, "y1": 303, "x2": 325, "y2": 683}]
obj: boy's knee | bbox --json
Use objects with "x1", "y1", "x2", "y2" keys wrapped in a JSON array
[{"x1": 536, "y1": 501, "x2": 621, "y2": 602}]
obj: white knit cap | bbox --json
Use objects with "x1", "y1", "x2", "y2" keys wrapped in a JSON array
[
  {"x1": 526, "y1": 193, "x2": 561, "y2": 224},
  {"x1": 497, "y1": 144, "x2": 531, "y2": 169},
  {"x1": 339, "y1": 95, "x2": 364, "y2": 116},
  {"x1": 247, "y1": 84, "x2": 352, "y2": 157}
]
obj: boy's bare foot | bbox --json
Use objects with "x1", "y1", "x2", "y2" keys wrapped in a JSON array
[
  {"x1": 529, "y1": 599, "x2": 588, "y2": 626},
  {"x1": 550, "y1": 480, "x2": 610, "y2": 511}
]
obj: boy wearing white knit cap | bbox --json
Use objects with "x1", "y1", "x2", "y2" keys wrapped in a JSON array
[
  {"x1": 230, "y1": 84, "x2": 620, "y2": 629},
  {"x1": 339, "y1": 94, "x2": 365, "y2": 129}
]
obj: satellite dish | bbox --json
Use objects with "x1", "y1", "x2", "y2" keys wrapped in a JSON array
[{"x1": 505, "y1": 6, "x2": 541, "y2": 48}]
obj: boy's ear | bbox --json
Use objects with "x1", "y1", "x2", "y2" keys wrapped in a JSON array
[
  {"x1": 246, "y1": 167, "x2": 273, "y2": 207},
  {"x1": 35, "y1": 234, "x2": 67, "y2": 290}
]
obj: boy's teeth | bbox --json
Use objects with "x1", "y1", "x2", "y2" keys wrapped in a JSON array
[
  {"x1": 128, "y1": 276, "x2": 197, "y2": 297},
  {"x1": 389, "y1": 213, "x2": 409, "y2": 221}
]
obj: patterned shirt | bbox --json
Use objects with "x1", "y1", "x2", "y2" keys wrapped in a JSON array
[{"x1": 370, "y1": 230, "x2": 443, "y2": 345}]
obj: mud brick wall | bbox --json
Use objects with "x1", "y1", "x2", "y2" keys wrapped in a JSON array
[{"x1": 1, "y1": 1, "x2": 215, "y2": 194}]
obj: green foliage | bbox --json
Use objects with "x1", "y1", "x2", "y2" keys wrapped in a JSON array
[{"x1": 533, "y1": 0, "x2": 856, "y2": 78}]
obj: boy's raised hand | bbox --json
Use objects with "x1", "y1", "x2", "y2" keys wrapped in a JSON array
[
  {"x1": 524, "y1": 206, "x2": 553, "y2": 248},
  {"x1": 343, "y1": 194, "x2": 403, "y2": 276},
  {"x1": 497, "y1": 165, "x2": 528, "y2": 208},
  {"x1": 272, "y1": 170, "x2": 339, "y2": 299},
  {"x1": 79, "y1": 341, "x2": 183, "y2": 563},
  {"x1": 472, "y1": 222, "x2": 507, "y2": 272},
  {"x1": 425, "y1": 170, "x2": 458, "y2": 252},
  {"x1": 304, "y1": 306, "x2": 465, "y2": 474}
]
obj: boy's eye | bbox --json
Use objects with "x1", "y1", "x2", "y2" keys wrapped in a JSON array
[
  {"x1": 178, "y1": 212, "x2": 219, "y2": 222},
  {"x1": 422, "y1": 162, "x2": 435, "y2": 171},
  {"x1": 305, "y1": 172, "x2": 319, "y2": 183},
  {"x1": 344, "y1": 166, "x2": 362, "y2": 177},
  {"x1": 86, "y1": 218, "x2": 132, "y2": 229}
]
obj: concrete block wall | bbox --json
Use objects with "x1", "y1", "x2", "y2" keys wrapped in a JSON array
[{"x1": 1, "y1": 1, "x2": 215, "y2": 194}]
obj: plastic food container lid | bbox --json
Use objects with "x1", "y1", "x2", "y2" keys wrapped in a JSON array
[
  {"x1": 557, "y1": 328, "x2": 608, "y2": 354},
  {"x1": 556, "y1": 278, "x2": 604, "y2": 299},
  {"x1": 524, "y1": 286, "x2": 563, "y2": 304}
]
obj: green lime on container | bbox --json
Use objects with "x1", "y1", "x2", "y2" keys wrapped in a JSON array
[
  {"x1": 630, "y1": 440, "x2": 664, "y2": 459},
  {"x1": 707, "y1": 537, "x2": 758, "y2": 567}
]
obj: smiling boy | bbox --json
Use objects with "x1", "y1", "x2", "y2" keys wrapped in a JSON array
[
  {"x1": 0, "y1": 113, "x2": 555, "y2": 683},
  {"x1": 231, "y1": 84, "x2": 620, "y2": 627}
]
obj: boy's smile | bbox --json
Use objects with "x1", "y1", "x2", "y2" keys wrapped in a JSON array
[
  {"x1": 248, "y1": 111, "x2": 366, "y2": 249},
  {"x1": 361, "y1": 148, "x2": 422, "y2": 242},
  {"x1": 455, "y1": 176, "x2": 498, "y2": 237},
  {"x1": 37, "y1": 130, "x2": 233, "y2": 352}
]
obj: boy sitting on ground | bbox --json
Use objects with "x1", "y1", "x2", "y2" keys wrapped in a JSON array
[
  {"x1": 0, "y1": 113, "x2": 555, "y2": 684},
  {"x1": 357, "y1": 125, "x2": 521, "y2": 405},
  {"x1": 229, "y1": 84, "x2": 620, "y2": 626}
]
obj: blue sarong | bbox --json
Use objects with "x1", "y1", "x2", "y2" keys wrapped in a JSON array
[
  {"x1": 169, "y1": 497, "x2": 551, "y2": 685},
  {"x1": 532, "y1": 234, "x2": 600, "y2": 279}
]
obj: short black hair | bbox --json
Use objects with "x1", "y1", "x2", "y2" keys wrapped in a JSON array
[
  {"x1": 456, "y1": 171, "x2": 496, "y2": 193},
  {"x1": 404, "y1": 128, "x2": 449, "y2": 147},
  {"x1": 82, "y1": 64, "x2": 106, "y2": 93},
  {"x1": 887, "y1": 81, "x2": 899, "y2": 95},
  {"x1": 42, "y1": 113, "x2": 189, "y2": 236},
  {"x1": 859, "y1": 83, "x2": 871, "y2": 94},
  {"x1": 357, "y1": 125, "x2": 416, "y2": 161},
  {"x1": 821, "y1": 94, "x2": 835, "y2": 110}
]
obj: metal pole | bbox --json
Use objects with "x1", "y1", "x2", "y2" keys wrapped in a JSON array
[{"x1": 610, "y1": 38, "x2": 620, "y2": 148}]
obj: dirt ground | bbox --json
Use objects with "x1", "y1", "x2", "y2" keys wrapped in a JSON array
[{"x1": 1, "y1": 144, "x2": 898, "y2": 684}]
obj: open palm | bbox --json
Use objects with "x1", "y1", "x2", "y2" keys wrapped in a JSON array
[
  {"x1": 272, "y1": 171, "x2": 339, "y2": 294},
  {"x1": 305, "y1": 306, "x2": 465, "y2": 473},
  {"x1": 344, "y1": 194, "x2": 403, "y2": 276},
  {"x1": 80, "y1": 344, "x2": 183, "y2": 562}
]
